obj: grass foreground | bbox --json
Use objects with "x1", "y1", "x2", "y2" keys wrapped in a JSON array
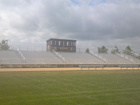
[{"x1": 0, "y1": 70, "x2": 140, "y2": 105}]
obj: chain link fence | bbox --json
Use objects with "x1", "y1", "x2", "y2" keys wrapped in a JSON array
[
  {"x1": 10, "y1": 45, "x2": 46, "y2": 52},
  {"x1": 9, "y1": 45, "x2": 99, "y2": 53},
  {"x1": 9, "y1": 45, "x2": 140, "y2": 55}
]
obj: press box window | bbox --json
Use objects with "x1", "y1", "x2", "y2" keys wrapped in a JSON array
[
  {"x1": 73, "y1": 42, "x2": 75, "y2": 46},
  {"x1": 63, "y1": 42, "x2": 67, "y2": 46},
  {"x1": 52, "y1": 41, "x2": 55, "y2": 45},
  {"x1": 60, "y1": 41, "x2": 63, "y2": 46},
  {"x1": 56, "y1": 41, "x2": 59, "y2": 45},
  {"x1": 68, "y1": 42, "x2": 72, "y2": 46}
]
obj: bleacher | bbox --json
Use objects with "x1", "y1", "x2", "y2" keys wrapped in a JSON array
[
  {"x1": 21, "y1": 51, "x2": 62, "y2": 64},
  {"x1": 0, "y1": 50, "x2": 140, "y2": 64},
  {"x1": 123, "y1": 54, "x2": 140, "y2": 64},
  {"x1": 59, "y1": 52, "x2": 104, "y2": 64},
  {"x1": 0, "y1": 51, "x2": 23, "y2": 64},
  {"x1": 100, "y1": 54, "x2": 133, "y2": 64}
]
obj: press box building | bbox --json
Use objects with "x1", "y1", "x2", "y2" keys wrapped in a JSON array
[{"x1": 46, "y1": 38, "x2": 77, "y2": 52}]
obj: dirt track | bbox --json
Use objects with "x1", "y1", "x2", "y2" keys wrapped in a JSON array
[{"x1": 0, "y1": 67, "x2": 139, "y2": 72}]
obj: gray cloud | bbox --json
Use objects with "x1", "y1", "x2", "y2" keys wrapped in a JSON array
[{"x1": 0, "y1": 0, "x2": 140, "y2": 52}]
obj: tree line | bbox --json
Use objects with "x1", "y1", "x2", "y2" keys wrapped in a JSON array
[
  {"x1": 0, "y1": 40, "x2": 10, "y2": 50},
  {"x1": 85, "y1": 45, "x2": 140, "y2": 59},
  {"x1": 85, "y1": 45, "x2": 133, "y2": 54}
]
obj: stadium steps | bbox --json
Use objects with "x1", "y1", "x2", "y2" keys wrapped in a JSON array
[
  {"x1": 51, "y1": 51, "x2": 65, "y2": 63},
  {"x1": 100, "y1": 54, "x2": 132, "y2": 64},
  {"x1": 0, "y1": 50, "x2": 23, "y2": 64},
  {"x1": 89, "y1": 53, "x2": 107, "y2": 63},
  {"x1": 59, "y1": 52, "x2": 105, "y2": 64},
  {"x1": 1, "y1": 51, "x2": 139, "y2": 64},
  {"x1": 14, "y1": 50, "x2": 27, "y2": 63},
  {"x1": 123, "y1": 54, "x2": 140, "y2": 64},
  {"x1": 21, "y1": 51, "x2": 62, "y2": 64}
]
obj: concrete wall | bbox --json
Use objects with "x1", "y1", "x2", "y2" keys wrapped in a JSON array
[{"x1": 0, "y1": 64, "x2": 139, "y2": 68}]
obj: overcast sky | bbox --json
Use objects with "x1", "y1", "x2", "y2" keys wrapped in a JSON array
[{"x1": 0, "y1": 0, "x2": 140, "y2": 52}]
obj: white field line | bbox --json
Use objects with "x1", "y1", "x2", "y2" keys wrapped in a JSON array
[{"x1": 1, "y1": 91, "x2": 140, "y2": 105}]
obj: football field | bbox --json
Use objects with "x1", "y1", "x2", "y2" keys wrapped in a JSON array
[{"x1": 0, "y1": 70, "x2": 140, "y2": 105}]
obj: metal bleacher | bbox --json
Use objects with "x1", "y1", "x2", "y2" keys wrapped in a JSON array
[
  {"x1": 123, "y1": 54, "x2": 140, "y2": 64},
  {"x1": 59, "y1": 52, "x2": 105, "y2": 64},
  {"x1": 0, "y1": 50, "x2": 140, "y2": 65},
  {"x1": 21, "y1": 51, "x2": 62, "y2": 64},
  {"x1": 0, "y1": 51, "x2": 23, "y2": 64},
  {"x1": 100, "y1": 54, "x2": 133, "y2": 64}
]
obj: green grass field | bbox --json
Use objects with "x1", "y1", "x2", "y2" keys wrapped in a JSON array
[{"x1": 0, "y1": 70, "x2": 140, "y2": 105}]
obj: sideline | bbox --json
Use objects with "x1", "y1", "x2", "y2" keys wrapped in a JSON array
[{"x1": 0, "y1": 67, "x2": 139, "y2": 72}]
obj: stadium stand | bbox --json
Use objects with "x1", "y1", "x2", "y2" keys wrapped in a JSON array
[
  {"x1": 21, "y1": 51, "x2": 62, "y2": 64},
  {"x1": 59, "y1": 52, "x2": 105, "y2": 64},
  {"x1": 100, "y1": 54, "x2": 133, "y2": 64},
  {"x1": 123, "y1": 54, "x2": 140, "y2": 64},
  {"x1": 89, "y1": 52, "x2": 107, "y2": 62},
  {"x1": 0, "y1": 51, "x2": 23, "y2": 64},
  {"x1": 52, "y1": 50, "x2": 65, "y2": 63},
  {"x1": 116, "y1": 53, "x2": 134, "y2": 63},
  {"x1": 0, "y1": 50, "x2": 140, "y2": 65}
]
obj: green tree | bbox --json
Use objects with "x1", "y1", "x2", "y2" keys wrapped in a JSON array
[
  {"x1": 139, "y1": 54, "x2": 140, "y2": 60},
  {"x1": 85, "y1": 48, "x2": 89, "y2": 53},
  {"x1": 136, "y1": 54, "x2": 140, "y2": 60},
  {"x1": 123, "y1": 45, "x2": 133, "y2": 55},
  {"x1": 0, "y1": 40, "x2": 10, "y2": 50},
  {"x1": 98, "y1": 46, "x2": 108, "y2": 53},
  {"x1": 111, "y1": 46, "x2": 120, "y2": 54}
]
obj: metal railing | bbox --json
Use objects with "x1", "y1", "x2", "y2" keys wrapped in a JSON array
[
  {"x1": 116, "y1": 53, "x2": 134, "y2": 63},
  {"x1": 17, "y1": 48, "x2": 26, "y2": 62},
  {"x1": 52, "y1": 49, "x2": 65, "y2": 62},
  {"x1": 90, "y1": 51, "x2": 107, "y2": 62}
]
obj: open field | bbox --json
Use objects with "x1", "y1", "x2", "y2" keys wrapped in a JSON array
[{"x1": 0, "y1": 70, "x2": 140, "y2": 105}]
